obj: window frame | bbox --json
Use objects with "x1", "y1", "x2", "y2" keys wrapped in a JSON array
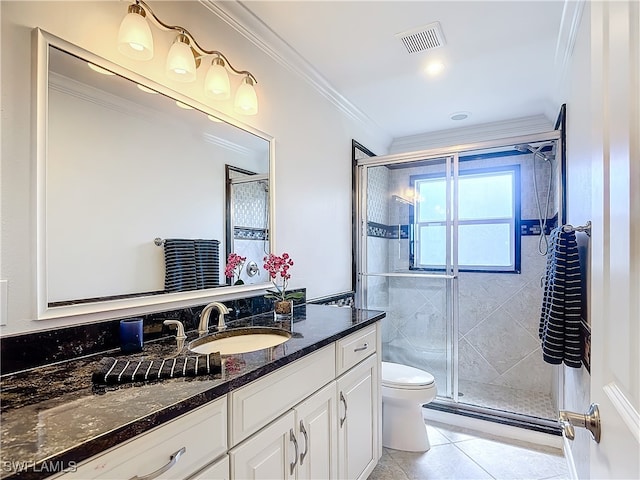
[{"x1": 409, "y1": 165, "x2": 521, "y2": 274}]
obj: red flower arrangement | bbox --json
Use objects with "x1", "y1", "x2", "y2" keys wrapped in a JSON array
[
  {"x1": 263, "y1": 252, "x2": 304, "y2": 302},
  {"x1": 225, "y1": 253, "x2": 246, "y2": 285}
]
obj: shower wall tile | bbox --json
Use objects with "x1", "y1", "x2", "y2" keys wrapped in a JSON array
[
  {"x1": 491, "y1": 348, "x2": 554, "y2": 394},
  {"x1": 367, "y1": 166, "x2": 390, "y2": 225},
  {"x1": 502, "y1": 281, "x2": 544, "y2": 338},
  {"x1": 463, "y1": 307, "x2": 539, "y2": 375},
  {"x1": 458, "y1": 338, "x2": 500, "y2": 384},
  {"x1": 232, "y1": 239, "x2": 268, "y2": 285},
  {"x1": 233, "y1": 181, "x2": 268, "y2": 229}
]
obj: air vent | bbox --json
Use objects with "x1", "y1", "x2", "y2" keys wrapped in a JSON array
[{"x1": 396, "y1": 22, "x2": 446, "y2": 54}]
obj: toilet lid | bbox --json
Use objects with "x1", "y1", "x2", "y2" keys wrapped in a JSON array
[{"x1": 382, "y1": 362, "x2": 435, "y2": 388}]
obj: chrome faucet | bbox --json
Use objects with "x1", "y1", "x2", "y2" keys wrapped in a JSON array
[{"x1": 198, "y1": 302, "x2": 230, "y2": 335}]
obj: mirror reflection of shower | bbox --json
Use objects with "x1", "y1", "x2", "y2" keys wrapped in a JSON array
[
  {"x1": 514, "y1": 141, "x2": 556, "y2": 255},
  {"x1": 227, "y1": 171, "x2": 270, "y2": 284}
]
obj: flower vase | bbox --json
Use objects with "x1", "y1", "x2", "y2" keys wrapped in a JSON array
[{"x1": 274, "y1": 300, "x2": 293, "y2": 321}]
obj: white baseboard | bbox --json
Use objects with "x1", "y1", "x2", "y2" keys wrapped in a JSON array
[{"x1": 422, "y1": 407, "x2": 563, "y2": 449}]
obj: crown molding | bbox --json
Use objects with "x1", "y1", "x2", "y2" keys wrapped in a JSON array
[
  {"x1": 553, "y1": 0, "x2": 586, "y2": 87},
  {"x1": 200, "y1": 0, "x2": 392, "y2": 145},
  {"x1": 390, "y1": 115, "x2": 554, "y2": 154}
]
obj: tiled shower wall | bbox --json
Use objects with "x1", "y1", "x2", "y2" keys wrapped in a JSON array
[{"x1": 365, "y1": 152, "x2": 560, "y2": 413}]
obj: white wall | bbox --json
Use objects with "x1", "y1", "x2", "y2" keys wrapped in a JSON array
[{"x1": 0, "y1": 1, "x2": 390, "y2": 334}]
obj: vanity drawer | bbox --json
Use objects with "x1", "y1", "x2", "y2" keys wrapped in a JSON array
[
  {"x1": 63, "y1": 396, "x2": 227, "y2": 480},
  {"x1": 336, "y1": 324, "x2": 378, "y2": 376},
  {"x1": 229, "y1": 345, "x2": 335, "y2": 446}
]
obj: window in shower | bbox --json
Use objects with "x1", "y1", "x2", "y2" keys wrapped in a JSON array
[{"x1": 410, "y1": 165, "x2": 521, "y2": 272}]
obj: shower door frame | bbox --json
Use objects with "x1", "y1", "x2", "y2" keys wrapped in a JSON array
[{"x1": 355, "y1": 130, "x2": 563, "y2": 424}]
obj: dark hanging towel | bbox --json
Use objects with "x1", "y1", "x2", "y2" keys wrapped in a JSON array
[
  {"x1": 194, "y1": 239, "x2": 220, "y2": 289},
  {"x1": 163, "y1": 239, "x2": 220, "y2": 292},
  {"x1": 163, "y1": 239, "x2": 198, "y2": 292},
  {"x1": 539, "y1": 227, "x2": 583, "y2": 368}
]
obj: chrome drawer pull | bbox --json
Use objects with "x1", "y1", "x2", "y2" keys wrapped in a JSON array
[
  {"x1": 129, "y1": 446, "x2": 186, "y2": 480},
  {"x1": 299, "y1": 420, "x2": 309, "y2": 465},
  {"x1": 339, "y1": 391, "x2": 348, "y2": 427},
  {"x1": 353, "y1": 343, "x2": 368, "y2": 352},
  {"x1": 290, "y1": 428, "x2": 299, "y2": 475}
]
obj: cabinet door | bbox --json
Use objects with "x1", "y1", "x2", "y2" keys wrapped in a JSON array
[
  {"x1": 336, "y1": 354, "x2": 379, "y2": 480},
  {"x1": 295, "y1": 382, "x2": 338, "y2": 480},
  {"x1": 189, "y1": 455, "x2": 229, "y2": 480},
  {"x1": 229, "y1": 411, "x2": 297, "y2": 480}
]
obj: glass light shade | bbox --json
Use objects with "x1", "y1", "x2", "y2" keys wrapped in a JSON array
[
  {"x1": 117, "y1": 10, "x2": 154, "y2": 61},
  {"x1": 234, "y1": 77, "x2": 258, "y2": 115},
  {"x1": 166, "y1": 36, "x2": 197, "y2": 82},
  {"x1": 204, "y1": 60, "x2": 231, "y2": 100}
]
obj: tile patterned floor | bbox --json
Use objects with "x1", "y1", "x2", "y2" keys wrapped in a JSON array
[
  {"x1": 458, "y1": 380, "x2": 557, "y2": 420},
  {"x1": 368, "y1": 421, "x2": 569, "y2": 480}
]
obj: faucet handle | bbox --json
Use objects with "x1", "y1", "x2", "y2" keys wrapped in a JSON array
[{"x1": 163, "y1": 320, "x2": 186, "y2": 339}]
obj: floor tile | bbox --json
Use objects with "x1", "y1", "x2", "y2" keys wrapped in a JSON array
[
  {"x1": 367, "y1": 448, "x2": 411, "y2": 480},
  {"x1": 454, "y1": 437, "x2": 568, "y2": 480},
  {"x1": 426, "y1": 424, "x2": 451, "y2": 446},
  {"x1": 427, "y1": 420, "x2": 479, "y2": 443},
  {"x1": 387, "y1": 443, "x2": 494, "y2": 479}
]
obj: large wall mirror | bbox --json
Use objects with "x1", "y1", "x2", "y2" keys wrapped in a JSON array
[{"x1": 34, "y1": 29, "x2": 273, "y2": 320}]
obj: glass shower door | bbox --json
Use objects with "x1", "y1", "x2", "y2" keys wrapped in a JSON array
[{"x1": 357, "y1": 155, "x2": 458, "y2": 400}]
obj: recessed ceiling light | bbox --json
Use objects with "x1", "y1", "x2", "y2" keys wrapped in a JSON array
[
  {"x1": 450, "y1": 111, "x2": 471, "y2": 121},
  {"x1": 208, "y1": 115, "x2": 223, "y2": 123},
  {"x1": 87, "y1": 62, "x2": 114, "y2": 75},
  {"x1": 425, "y1": 61, "x2": 445, "y2": 76},
  {"x1": 175, "y1": 101, "x2": 193, "y2": 110}
]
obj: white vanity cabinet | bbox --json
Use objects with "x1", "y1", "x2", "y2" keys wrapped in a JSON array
[
  {"x1": 336, "y1": 354, "x2": 379, "y2": 480},
  {"x1": 48, "y1": 321, "x2": 381, "y2": 480},
  {"x1": 58, "y1": 396, "x2": 228, "y2": 480},
  {"x1": 229, "y1": 381, "x2": 338, "y2": 480},
  {"x1": 230, "y1": 322, "x2": 380, "y2": 480}
]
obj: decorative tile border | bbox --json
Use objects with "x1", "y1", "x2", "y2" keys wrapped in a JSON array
[
  {"x1": 310, "y1": 291, "x2": 355, "y2": 308},
  {"x1": 234, "y1": 226, "x2": 268, "y2": 240},
  {"x1": 367, "y1": 222, "x2": 409, "y2": 239}
]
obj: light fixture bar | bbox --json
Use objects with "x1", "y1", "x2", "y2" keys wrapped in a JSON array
[{"x1": 133, "y1": 0, "x2": 257, "y2": 85}]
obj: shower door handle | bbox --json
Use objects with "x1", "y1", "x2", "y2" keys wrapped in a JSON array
[{"x1": 559, "y1": 403, "x2": 601, "y2": 443}]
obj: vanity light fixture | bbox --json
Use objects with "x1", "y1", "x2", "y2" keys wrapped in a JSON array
[{"x1": 117, "y1": 0, "x2": 258, "y2": 115}]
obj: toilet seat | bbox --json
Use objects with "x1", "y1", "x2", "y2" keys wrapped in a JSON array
[{"x1": 382, "y1": 362, "x2": 435, "y2": 390}]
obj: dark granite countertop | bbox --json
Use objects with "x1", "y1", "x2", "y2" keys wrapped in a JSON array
[{"x1": 0, "y1": 304, "x2": 384, "y2": 479}]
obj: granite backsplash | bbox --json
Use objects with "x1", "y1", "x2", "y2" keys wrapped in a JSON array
[{"x1": 0, "y1": 289, "x2": 308, "y2": 375}]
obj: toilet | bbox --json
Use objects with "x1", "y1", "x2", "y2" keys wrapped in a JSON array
[{"x1": 381, "y1": 361, "x2": 437, "y2": 452}]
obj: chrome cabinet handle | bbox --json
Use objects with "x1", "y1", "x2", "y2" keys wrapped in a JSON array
[
  {"x1": 354, "y1": 343, "x2": 368, "y2": 352},
  {"x1": 289, "y1": 428, "x2": 299, "y2": 475},
  {"x1": 299, "y1": 420, "x2": 309, "y2": 465},
  {"x1": 339, "y1": 391, "x2": 348, "y2": 427},
  {"x1": 559, "y1": 403, "x2": 601, "y2": 443},
  {"x1": 129, "y1": 446, "x2": 186, "y2": 480}
]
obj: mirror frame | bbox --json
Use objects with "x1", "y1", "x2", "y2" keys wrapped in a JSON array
[{"x1": 33, "y1": 28, "x2": 275, "y2": 321}]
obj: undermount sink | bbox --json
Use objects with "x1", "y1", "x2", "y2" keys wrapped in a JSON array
[{"x1": 188, "y1": 327, "x2": 292, "y2": 355}]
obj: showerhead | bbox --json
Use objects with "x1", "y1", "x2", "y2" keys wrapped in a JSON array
[{"x1": 514, "y1": 142, "x2": 555, "y2": 162}]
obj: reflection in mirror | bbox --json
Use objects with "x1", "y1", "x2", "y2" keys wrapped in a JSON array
[
  {"x1": 38, "y1": 30, "x2": 271, "y2": 319},
  {"x1": 225, "y1": 166, "x2": 270, "y2": 286}
]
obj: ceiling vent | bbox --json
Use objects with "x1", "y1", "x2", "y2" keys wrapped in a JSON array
[{"x1": 396, "y1": 22, "x2": 446, "y2": 54}]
